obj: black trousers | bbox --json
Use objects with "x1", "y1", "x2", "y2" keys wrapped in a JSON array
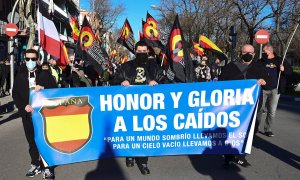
[
  {"x1": 129, "y1": 157, "x2": 148, "y2": 164},
  {"x1": 21, "y1": 112, "x2": 40, "y2": 166}
]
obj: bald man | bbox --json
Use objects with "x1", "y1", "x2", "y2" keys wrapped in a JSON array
[{"x1": 219, "y1": 44, "x2": 270, "y2": 168}]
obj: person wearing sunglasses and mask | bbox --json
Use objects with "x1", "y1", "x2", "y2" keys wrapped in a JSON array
[
  {"x1": 219, "y1": 44, "x2": 270, "y2": 169},
  {"x1": 12, "y1": 49, "x2": 57, "y2": 179},
  {"x1": 113, "y1": 40, "x2": 165, "y2": 175}
]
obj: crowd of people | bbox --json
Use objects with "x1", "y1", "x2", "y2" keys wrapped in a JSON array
[{"x1": 6, "y1": 40, "x2": 292, "y2": 179}]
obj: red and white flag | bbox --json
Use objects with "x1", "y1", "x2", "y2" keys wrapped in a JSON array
[{"x1": 38, "y1": 11, "x2": 60, "y2": 59}]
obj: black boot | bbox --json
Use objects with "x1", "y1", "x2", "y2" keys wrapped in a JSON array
[
  {"x1": 223, "y1": 154, "x2": 235, "y2": 169},
  {"x1": 137, "y1": 163, "x2": 150, "y2": 175},
  {"x1": 234, "y1": 155, "x2": 251, "y2": 167},
  {"x1": 126, "y1": 157, "x2": 134, "y2": 167}
]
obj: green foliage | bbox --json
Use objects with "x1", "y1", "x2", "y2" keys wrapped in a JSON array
[
  {"x1": 293, "y1": 66, "x2": 300, "y2": 73},
  {"x1": 284, "y1": 91, "x2": 300, "y2": 97},
  {"x1": 286, "y1": 71, "x2": 300, "y2": 93}
]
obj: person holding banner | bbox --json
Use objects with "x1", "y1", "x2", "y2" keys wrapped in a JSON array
[
  {"x1": 256, "y1": 44, "x2": 293, "y2": 137},
  {"x1": 113, "y1": 40, "x2": 165, "y2": 175},
  {"x1": 219, "y1": 44, "x2": 270, "y2": 168},
  {"x1": 12, "y1": 49, "x2": 57, "y2": 179}
]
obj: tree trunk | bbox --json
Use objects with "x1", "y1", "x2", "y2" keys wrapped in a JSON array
[
  {"x1": 249, "y1": 28, "x2": 254, "y2": 45},
  {"x1": 18, "y1": 0, "x2": 25, "y2": 30},
  {"x1": 26, "y1": 0, "x2": 35, "y2": 49}
]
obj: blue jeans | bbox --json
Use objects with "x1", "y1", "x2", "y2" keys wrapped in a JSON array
[{"x1": 256, "y1": 89, "x2": 280, "y2": 132}]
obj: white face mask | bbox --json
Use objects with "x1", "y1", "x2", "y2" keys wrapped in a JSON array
[{"x1": 26, "y1": 60, "x2": 37, "y2": 71}]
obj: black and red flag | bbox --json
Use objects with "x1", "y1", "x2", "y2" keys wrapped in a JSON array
[
  {"x1": 146, "y1": 12, "x2": 158, "y2": 31},
  {"x1": 139, "y1": 31, "x2": 144, "y2": 41},
  {"x1": 117, "y1": 19, "x2": 135, "y2": 54},
  {"x1": 144, "y1": 12, "x2": 159, "y2": 40},
  {"x1": 166, "y1": 14, "x2": 195, "y2": 82},
  {"x1": 77, "y1": 16, "x2": 109, "y2": 74},
  {"x1": 143, "y1": 20, "x2": 159, "y2": 40},
  {"x1": 141, "y1": 13, "x2": 164, "y2": 50}
]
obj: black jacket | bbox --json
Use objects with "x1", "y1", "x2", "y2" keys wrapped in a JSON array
[
  {"x1": 219, "y1": 60, "x2": 270, "y2": 82},
  {"x1": 219, "y1": 60, "x2": 271, "y2": 110},
  {"x1": 260, "y1": 56, "x2": 293, "y2": 93},
  {"x1": 112, "y1": 59, "x2": 165, "y2": 85},
  {"x1": 12, "y1": 65, "x2": 57, "y2": 113}
]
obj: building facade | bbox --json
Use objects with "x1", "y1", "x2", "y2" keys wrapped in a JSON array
[{"x1": 0, "y1": 0, "x2": 80, "y2": 62}]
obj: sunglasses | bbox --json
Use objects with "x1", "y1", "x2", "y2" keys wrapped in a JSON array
[{"x1": 25, "y1": 57, "x2": 38, "y2": 61}]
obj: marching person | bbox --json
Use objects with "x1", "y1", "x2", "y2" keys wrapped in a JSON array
[
  {"x1": 12, "y1": 49, "x2": 57, "y2": 179},
  {"x1": 194, "y1": 55, "x2": 211, "y2": 82},
  {"x1": 256, "y1": 44, "x2": 293, "y2": 137},
  {"x1": 48, "y1": 56, "x2": 62, "y2": 87},
  {"x1": 101, "y1": 61, "x2": 114, "y2": 86},
  {"x1": 113, "y1": 40, "x2": 165, "y2": 175},
  {"x1": 210, "y1": 57, "x2": 222, "y2": 81},
  {"x1": 219, "y1": 44, "x2": 270, "y2": 168},
  {"x1": 0, "y1": 59, "x2": 5, "y2": 97}
]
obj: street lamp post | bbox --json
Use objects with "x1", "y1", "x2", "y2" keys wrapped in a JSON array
[{"x1": 9, "y1": 0, "x2": 20, "y2": 95}]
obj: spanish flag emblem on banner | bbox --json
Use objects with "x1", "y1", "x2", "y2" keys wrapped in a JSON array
[{"x1": 40, "y1": 96, "x2": 92, "y2": 153}]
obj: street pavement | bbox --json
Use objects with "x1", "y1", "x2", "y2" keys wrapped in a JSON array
[{"x1": 0, "y1": 94, "x2": 299, "y2": 180}]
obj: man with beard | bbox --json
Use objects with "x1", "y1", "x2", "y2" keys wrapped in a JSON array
[
  {"x1": 113, "y1": 40, "x2": 165, "y2": 175},
  {"x1": 219, "y1": 44, "x2": 270, "y2": 168}
]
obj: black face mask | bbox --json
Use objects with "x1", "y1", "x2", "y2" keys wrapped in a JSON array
[
  {"x1": 262, "y1": 52, "x2": 268, "y2": 59},
  {"x1": 40, "y1": 69, "x2": 52, "y2": 77},
  {"x1": 241, "y1": 53, "x2": 253, "y2": 62},
  {"x1": 136, "y1": 53, "x2": 148, "y2": 64}
]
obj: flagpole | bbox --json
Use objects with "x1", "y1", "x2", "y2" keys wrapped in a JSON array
[
  {"x1": 276, "y1": 23, "x2": 299, "y2": 90},
  {"x1": 8, "y1": 0, "x2": 20, "y2": 95},
  {"x1": 160, "y1": 53, "x2": 165, "y2": 67},
  {"x1": 37, "y1": 5, "x2": 40, "y2": 45},
  {"x1": 37, "y1": 3, "x2": 41, "y2": 54}
]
